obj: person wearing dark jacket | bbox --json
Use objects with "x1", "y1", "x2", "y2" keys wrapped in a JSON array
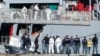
[
  {"x1": 82, "y1": 36, "x2": 87, "y2": 54},
  {"x1": 21, "y1": 33, "x2": 31, "y2": 54},
  {"x1": 33, "y1": 33, "x2": 40, "y2": 54},
  {"x1": 64, "y1": 35, "x2": 71, "y2": 54},
  {"x1": 62, "y1": 36, "x2": 66, "y2": 54},
  {"x1": 70, "y1": 36, "x2": 75, "y2": 54},
  {"x1": 22, "y1": 34, "x2": 27, "y2": 50},
  {"x1": 25, "y1": 35, "x2": 31, "y2": 54},
  {"x1": 74, "y1": 35, "x2": 80, "y2": 54},
  {"x1": 92, "y1": 34, "x2": 98, "y2": 54},
  {"x1": 42, "y1": 34, "x2": 49, "y2": 54}
]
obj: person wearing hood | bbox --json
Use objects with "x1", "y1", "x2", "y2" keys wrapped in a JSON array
[
  {"x1": 55, "y1": 36, "x2": 62, "y2": 54},
  {"x1": 33, "y1": 4, "x2": 40, "y2": 20},
  {"x1": 45, "y1": 6, "x2": 52, "y2": 20},
  {"x1": 49, "y1": 36, "x2": 54, "y2": 54},
  {"x1": 21, "y1": 6, "x2": 27, "y2": 19}
]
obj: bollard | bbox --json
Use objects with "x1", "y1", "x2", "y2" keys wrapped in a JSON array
[{"x1": 16, "y1": 54, "x2": 19, "y2": 56}]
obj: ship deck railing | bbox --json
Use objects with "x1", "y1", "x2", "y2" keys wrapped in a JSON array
[{"x1": 0, "y1": 9, "x2": 91, "y2": 25}]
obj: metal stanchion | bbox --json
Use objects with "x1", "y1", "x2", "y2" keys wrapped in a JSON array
[
  {"x1": 5, "y1": 36, "x2": 7, "y2": 45},
  {"x1": 16, "y1": 54, "x2": 21, "y2": 56},
  {"x1": 1, "y1": 36, "x2": 3, "y2": 45}
]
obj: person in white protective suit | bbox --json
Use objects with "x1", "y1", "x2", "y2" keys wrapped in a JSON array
[
  {"x1": 0, "y1": 3, "x2": 5, "y2": 8},
  {"x1": 0, "y1": 2, "x2": 6, "y2": 19},
  {"x1": 45, "y1": 6, "x2": 52, "y2": 20},
  {"x1": 55, "y1": 36, "x2": 62, "y2": 54},
  {"x1": 21, "y1": 6, "x2": 27, "y2": 19},
  {"x1": 49, "y1": 36, "x2": 54, "y2": 54},
  {"x1": 33, "y1": 4, "x2": 40, "y2": 20},
  {"x1": 0, "y1": 2, "x2": 5, "y2": 30}
]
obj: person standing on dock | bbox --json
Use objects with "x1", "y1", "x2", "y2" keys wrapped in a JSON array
[
  {"x1": 33, "y1": 33, "x2": 40, "y2": 54},
  {"x1": 42, "y1": 34, "x2": 49, "y2": 54},
  {"x1": 92, "y1": 34, "x2": 98, "y2": 54},
  {"x1": 55, "y1": 36, "x2": 62, "y2": 54},
  {"x1": 74, "y1": 35, "x2": 80, "y2": 54},
  {"x1": 82, "y1": 36, "x2": 87, "y2": 54},
  {"x1": 49, "y1": 36, "x2": 54, "y2": 54}
]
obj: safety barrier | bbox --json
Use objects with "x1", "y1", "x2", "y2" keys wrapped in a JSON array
[{"x1": 0, "y1": 9, "x2": 91, "y2": 25}]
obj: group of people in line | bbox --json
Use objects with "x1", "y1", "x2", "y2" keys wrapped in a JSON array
[
  {"x1": 21, "y1": 4, "x2": 52, "y2": 20},
  {"x1": 42, "y1": 34, "x2": 98, "y2": 54},
  {"x1": 21, "y1": 4, "x2": 64, "y2": 20},
  {"x1": 21, "y1": 32, "x2": 98, "y2": 54}
]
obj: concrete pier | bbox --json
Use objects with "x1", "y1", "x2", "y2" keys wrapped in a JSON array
[{"x1": 0, "y1": 54, "x2": 92, "y2": 56}]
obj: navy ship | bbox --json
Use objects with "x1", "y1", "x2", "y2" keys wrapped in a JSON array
[{"x1": 0, "y1": 0, "x2": 100, "y2": 55}]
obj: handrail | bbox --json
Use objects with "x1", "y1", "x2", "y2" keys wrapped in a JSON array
[{"x1": 0, "y1": 9, "x2": 91, "y2": 25}]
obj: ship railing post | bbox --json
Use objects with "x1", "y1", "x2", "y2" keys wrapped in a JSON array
[{"x1": 1, "y1": 36, "x2": 3, "y2": 44}]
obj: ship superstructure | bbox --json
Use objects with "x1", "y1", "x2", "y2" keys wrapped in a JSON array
[{"x1": 0, "y1": 0, "x2": 100, "y2": 54}]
